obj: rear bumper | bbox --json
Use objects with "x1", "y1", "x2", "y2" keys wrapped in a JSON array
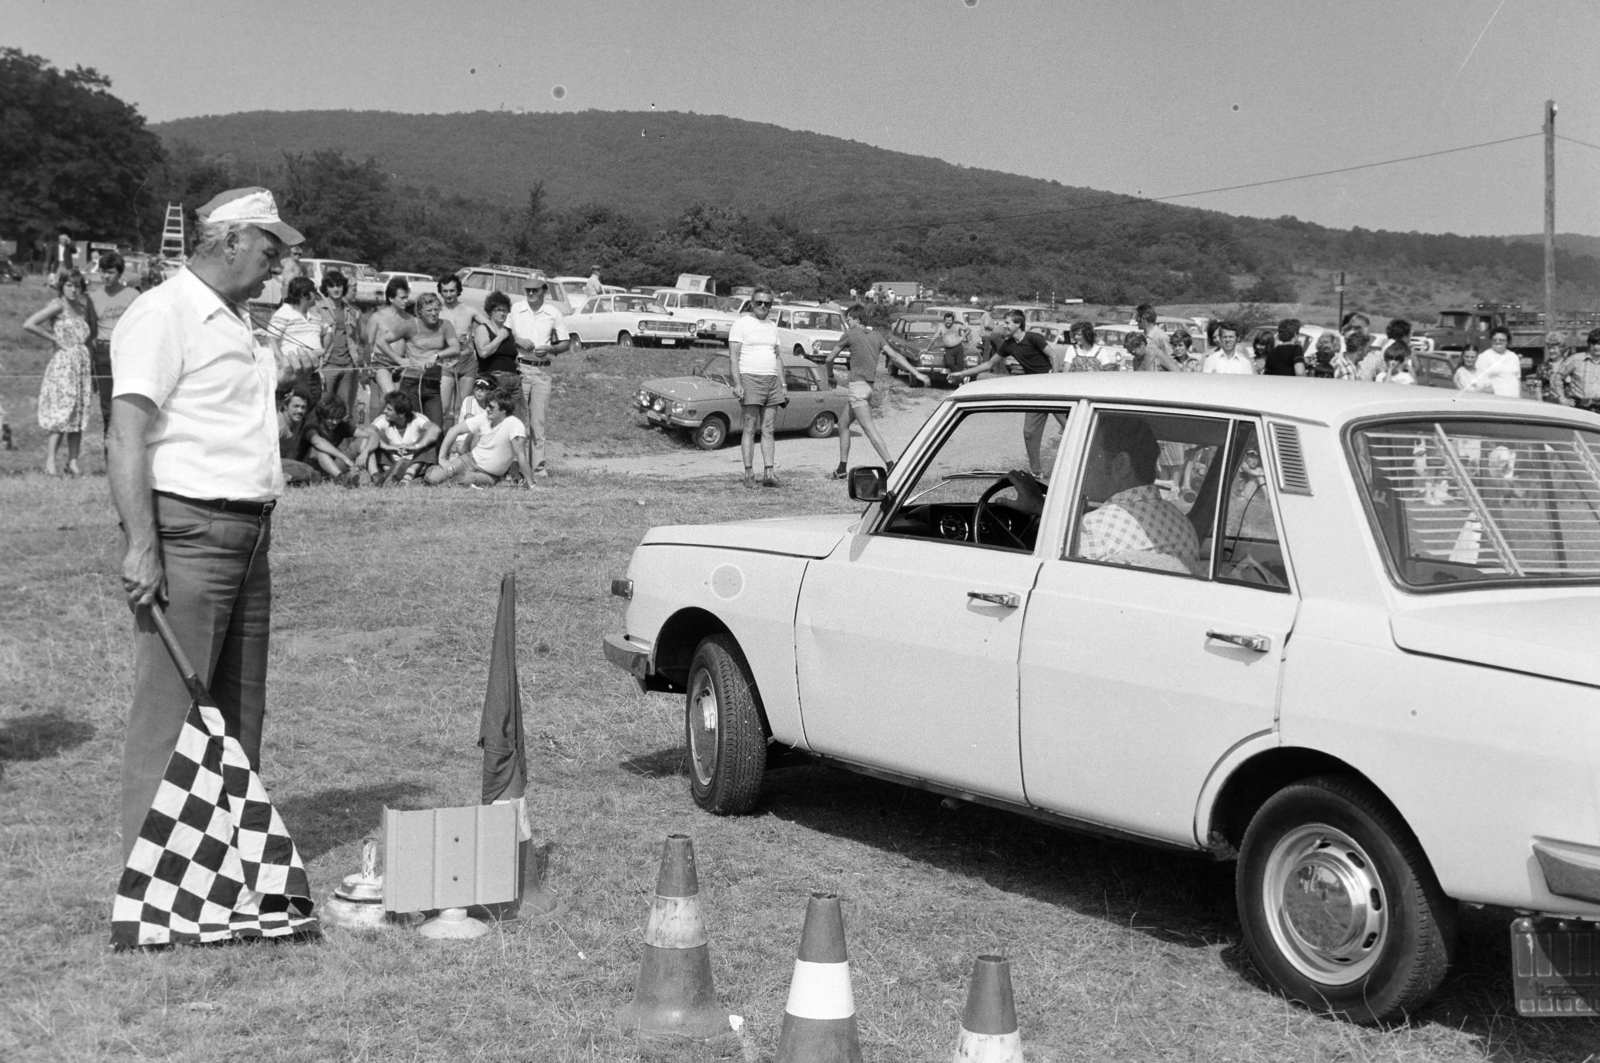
[
  {"x1": 603, "y1": 632, "x2": 651, "y2": 687},
  {"x1": 1534, "y1": 840, "x2": 1600, "y2": 906}
]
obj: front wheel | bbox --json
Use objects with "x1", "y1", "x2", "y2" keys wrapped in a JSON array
[
  {"x1": 569, "y1": 332, "x2": 582, "y2": 351},
  {"x1": 806, "y1": 411, "x2": 838, "y2": 439},
  {"x1": 1236, "y1": 775, "x2": 1456, "y2": 1023},
  {"x1": 617, "y1": 331, "x2": 634, "y2": 348},
  {"x1": 692, "y1": 415, "x2": 729, "y2": 450},
  {"x1": 685, "y1": 635, "x2": 766, "y2": 814},
  {"x1": 794, "y1": 344, "x2": 807, "y2": 358}
]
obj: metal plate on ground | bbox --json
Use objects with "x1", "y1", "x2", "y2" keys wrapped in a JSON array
[{"x1": 1511, "y1": 917, "x2": 1600, "y2": 1016}]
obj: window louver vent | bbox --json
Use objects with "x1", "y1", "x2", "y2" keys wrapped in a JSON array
[{"x1": 1268, "y1": 421, "x2": 1312, "y2": 495}]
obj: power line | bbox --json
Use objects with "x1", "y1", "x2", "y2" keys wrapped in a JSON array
[
  {"x1": 811, "y1": 131, "x2": 1544, "y2": 237},
  {"x1": 1556, "y1": 133, "x2": 1600, "y2": 154}
]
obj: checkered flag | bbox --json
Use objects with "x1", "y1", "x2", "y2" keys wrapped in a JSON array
[{"x1": 111, "y1": 606, "x2": 317, "y2": 949}]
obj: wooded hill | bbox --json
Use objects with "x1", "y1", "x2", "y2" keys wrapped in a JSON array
[{"x1": 152, "y1": 109, "x2": 1600, "y2": 313}]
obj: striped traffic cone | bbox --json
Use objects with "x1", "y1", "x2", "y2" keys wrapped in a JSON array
[
  {"x1": 775, "y1": 892, "x2": 862, "y2": 1063},
  {"x1": 616, "y1": 834, "x2": 731, "y2": 1039},
  {"x1": 951, "y1": 954, "x2": 1023, "y2": 1063}
]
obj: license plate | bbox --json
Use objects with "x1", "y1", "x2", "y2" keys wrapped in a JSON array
[
  {"x1": 1511, "y1": 917, "x2": 1600, "y2": 1016},
  {"x1": 660, "y1": 338, "x2": 677, "y2": 345}
]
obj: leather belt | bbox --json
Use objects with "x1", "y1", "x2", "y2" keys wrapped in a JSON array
[
  {"x1": 155, "y1": 490, "x2": 276, "y2": 517},
  {"x1": 518, "y1": 357, "x2": 551, "y2": 367}
]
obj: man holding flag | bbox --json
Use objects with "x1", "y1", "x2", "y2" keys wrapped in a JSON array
[{"x1": 107, "y1": 188, "x2": 318, "y2": 944}]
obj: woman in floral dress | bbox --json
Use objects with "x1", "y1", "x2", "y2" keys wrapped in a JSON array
[{"x1": 23, "y1": 269, "x2": 99, "y2": 475}]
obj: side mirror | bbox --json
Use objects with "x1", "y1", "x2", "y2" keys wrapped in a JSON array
[{"x1": 848, "y1": 466, "x2": 887, "y2": 502}]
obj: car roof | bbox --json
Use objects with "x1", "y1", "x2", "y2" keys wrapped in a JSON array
[{"x1": 950, "y1": 372, "x2": 1600, "y2": 428}]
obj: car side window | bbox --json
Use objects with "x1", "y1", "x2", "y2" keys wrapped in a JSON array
[
  {"x1": 878, "y1": 408, "x2": 1070, "y2": 553},
  {"x1": 1066, "y1": 410, "x2": 1227, "y2": 577},
  {"x1": 1209, "y1": 422, "x2": 1290, "y2": 591},
  {"x1": 777, "y1": 311, "x2": 791, "y2": 328}
]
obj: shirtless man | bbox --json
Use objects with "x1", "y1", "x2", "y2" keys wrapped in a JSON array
[
  {"x1": 363, "y1": 277, "x2": 413, "y2": 419},
  {"x1": 437, "y1": 273, "x2": 490, "y2": 431},
  {"x1": 378, "y1": 291, "x2": 458, "y2": 437},
  {"x1": 924, "y1": 312, "x2": 970, "y2": 382}
]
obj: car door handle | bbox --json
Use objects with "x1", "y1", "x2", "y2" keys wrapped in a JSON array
[
  {"x1": 1206, "y1": 630, "x2": 1271, "y2": 653},
  {"x1": 967, "y1": 591, "x2": 1020, "y2": 608}
]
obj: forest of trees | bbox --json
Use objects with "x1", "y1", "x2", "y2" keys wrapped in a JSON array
[{"x1": 7, "y1": 48, "x2": 1598, "y2": 313}]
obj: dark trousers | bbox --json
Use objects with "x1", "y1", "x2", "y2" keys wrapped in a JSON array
[
  {"x1": 321, "y1": 366, "x2": 361, "y2": 421},
  {"x1": 92, "y1": 340, "x2": 114, "y2": 436},
  {"x1": 121, "y1": 494, "x2": 272, "y2": 863},
  {"x1": 398, "y1": 372, "x2": 445, "y2": 464}
]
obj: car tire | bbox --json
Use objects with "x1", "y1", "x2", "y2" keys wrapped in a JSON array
[
  {"x1": 806, "y1": 411, "x2": 838, "y2": 439},
  {"x1": 569, "y1": 332, "x2": 582, "y2": 351},
  {"x1": 794, "y1": 344, "x2": 807, "y2": 358},
  {"x1": 1236, "y1": 775, "x2": 1456, "y2": 1024},
  {"x1": 692, "y1": 415, "x2": 729, "y2": 451},
  {"x1": 617, "y1": 331, "x2": 634, "y2": 348},
  {"x1": 685, "y1": 634, "x2": 766, "y2": 815}
]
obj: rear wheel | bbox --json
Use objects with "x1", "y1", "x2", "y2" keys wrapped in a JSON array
[
  {"x1": 569, "y1": 332, "x2": 582, "y2": 351},
  {"x1": 1236, "y1": 775, "x2": 1456, "y2": 1023},
  {"x1": 807, "y1": 411, "x2": 838, "y2": 438},
  {"x1": 617, "y1": 331, "x2": 634, "y2": 348},
  {"x1": 692, "y1": 415, "x2": 729, "y2": 450},
  {"x1": 685, "y1": 635, "x2": 766, "y2": 814}
]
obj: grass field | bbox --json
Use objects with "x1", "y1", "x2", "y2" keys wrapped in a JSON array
[
  {"x1": 3, "y1": 467, "x2": 1599, "y2": 1063},
  {"x1": 3, "y1": 280, "x2": 1599, "y2": 1061}
]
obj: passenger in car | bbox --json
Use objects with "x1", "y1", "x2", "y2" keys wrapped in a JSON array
[{"x1": 1007, "y1": 414, "x2": 1199, "y2": 570}]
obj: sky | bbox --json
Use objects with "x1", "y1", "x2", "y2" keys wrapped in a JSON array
[{"x1": 10, "y1": 0, "x2": 1600, "y2": 238}]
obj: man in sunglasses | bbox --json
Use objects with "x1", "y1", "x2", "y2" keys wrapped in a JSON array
[{"x1": 728, "y1": 287, "x2": 787, "y2": 487}]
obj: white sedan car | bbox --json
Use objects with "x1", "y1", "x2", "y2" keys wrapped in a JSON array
[
  {"x1": 569, "y1": 293, "x2": 699, "y2": 349},
  {"x1": 607, "y1": 373, "x2": 1600, "y2": 1022}
]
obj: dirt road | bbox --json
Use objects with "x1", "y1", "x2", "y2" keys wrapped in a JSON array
[{"x1": 560, "y1": 387, "x2": 947, "y2": 479}]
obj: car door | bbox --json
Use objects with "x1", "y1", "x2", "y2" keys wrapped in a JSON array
[
  {"x1": 795, "y1": 404, "x2": 1072, "y2": 801},
  {"x1": 779, "y1": 365, "x2": 826, "y2": 430},
  {"x1": 1019, "y1": 410, "x2": 1298, "y2": 844}
]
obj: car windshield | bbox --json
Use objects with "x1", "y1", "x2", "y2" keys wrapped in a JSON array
[
  {"x1": 1351, "y1": 419, "x2": 1600, "y2": 588},
  {"x1": 695, "y1": 356, "x2": 734, "y2": 384},
  {"x1": 617, "y1": 297, "x2": 660, "y2": 312},
  {"x1": 1436, "y1": 313, "x2": 1471, "y2": 329},
  {"x1": 902, "y1": 322, "x2": 939, "y2": 337},
  {"x1": 677, "y1": 293, "x2": 718, "y2": 309},
  {"x1": 791, "y1": 311, "x2": 843, "y2": 331}
]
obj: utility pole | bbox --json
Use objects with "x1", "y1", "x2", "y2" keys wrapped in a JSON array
[{"x1": 1544, "y1": 99, "x2": 1557, "y2": 329}]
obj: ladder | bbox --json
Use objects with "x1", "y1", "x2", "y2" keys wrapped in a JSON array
[{"x1": 158, "y1": 203, "x2": 186, "y2": 263}]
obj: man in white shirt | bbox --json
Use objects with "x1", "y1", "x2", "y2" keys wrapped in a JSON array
[
  {"x1": 508, "y1": 277, "x2": 568, "y2": 479},
  {"x1": 1202, "y1": 322, "x2": 1255, "y2": 374},
  {"x1": 728, "y1": 286, "x2": 787, "y2": 487},
  {"x1": 426, "y1": 392, "x2": 536, "y2": 487},
  {"x1": 1470, "y1": 326, "x2": 1524, "y2": 398},
  {"x1": 107, "y1": 186, "x2": 313, "y2": 864}
]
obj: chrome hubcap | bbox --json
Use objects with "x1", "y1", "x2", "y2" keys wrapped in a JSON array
[
  {"x1": 687, "y1": 668, "x2": 718, "y2": 785},
  {"x1": 1261, "y1": 823, "x2": 1387, "y2": 985}
]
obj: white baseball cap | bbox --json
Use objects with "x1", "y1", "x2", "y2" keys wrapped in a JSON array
[{"x1": 196, "y1": 187, "x2": 304, "y2": 246}]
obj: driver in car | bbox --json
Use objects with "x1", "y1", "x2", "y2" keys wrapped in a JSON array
[{"x1": 1006, "y1": 414, "x2": 1199, "y2": 570}]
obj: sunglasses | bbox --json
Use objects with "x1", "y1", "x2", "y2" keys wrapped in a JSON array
[{"x1": 753, "y1": 300, "x2": 773, "y2": 307}]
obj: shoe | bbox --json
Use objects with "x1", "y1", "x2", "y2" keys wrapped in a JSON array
[
  {"x1": 831, "y1": 463, "x2": 848, "y2": 480},
  {"x1": 743, "y1": 467, "x2": 757, "y2": 489},
  {"x1": 533, "y1": 467, "x2": 549, "y2": 479},
  {"x1": 66, "y1": 459, "x2": 81, "y2": 477},
  {"x1": 762, "y1": 468, "x2": 781, "y2": 488}
]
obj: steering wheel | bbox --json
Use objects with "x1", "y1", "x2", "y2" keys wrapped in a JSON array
[{"x1": 974, "y1": 478, "x2": 1036, "y2": 550}]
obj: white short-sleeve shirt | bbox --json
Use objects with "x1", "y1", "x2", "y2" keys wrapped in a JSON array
[
  {"x1": 728, "y1": 314, "x2": 780, "y2": 376},
  {"x1": 111, "y1": 269, "x2": 283, "y2": 500},
  {"x1": 509, "y1": 301, "x2": 566, "y2": 355},
  {"x1": 1202, "y1": 350, "x2": 1255, "y2": 375}
]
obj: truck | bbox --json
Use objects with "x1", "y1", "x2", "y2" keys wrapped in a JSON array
[{"x1": 1421, "y1": 302, "x2": 1600, "y2": 362}]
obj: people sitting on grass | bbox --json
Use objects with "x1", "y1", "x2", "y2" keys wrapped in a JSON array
[
  {"x1": 278, "y1": 387, "x2": 358, "y2": 484},
  {"x1": 425, "y1": 392, "x2": 537, "y2": 488},
  {"x1": 353, "y1": 389, "x2": 439, "y2": 484}
]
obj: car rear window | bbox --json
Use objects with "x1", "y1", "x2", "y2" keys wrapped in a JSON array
[{"x1": 1351, "y1": 419, "x2": 1600, "y2": 588}]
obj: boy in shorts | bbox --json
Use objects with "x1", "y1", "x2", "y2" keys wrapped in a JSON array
[{"x1": 833, "y1": 303, "x2": 928, "y2": 478}]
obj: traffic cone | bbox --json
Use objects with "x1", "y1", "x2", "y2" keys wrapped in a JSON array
[
  {"x1": 775, "y1": 892, "x2": 862, "y2": 1063},
  {"x1": 616, "y1": 834, "x2": 731, "y2": 1039},
  {"x1": 951, "y1": 954, "x2": 1023, "y2": 1063}
]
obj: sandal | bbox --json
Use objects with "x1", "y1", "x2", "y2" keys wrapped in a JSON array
[
  {"x1": 762, "y1": 467, "x2": 781, "y2": 489},
  {"x1": 830, "y1": 463, "x2": 848, "y2": 480}
]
